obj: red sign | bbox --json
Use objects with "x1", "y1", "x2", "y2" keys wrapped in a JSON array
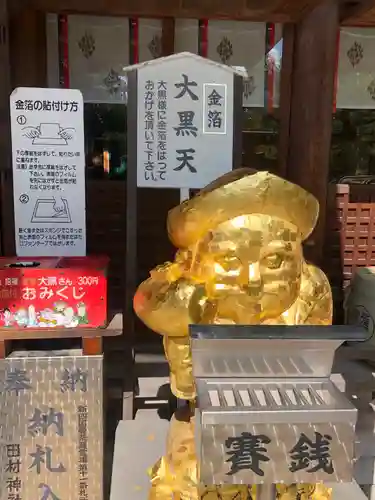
[{"x1": 0, "y1": 256, "x2": 108, "y2": 329}]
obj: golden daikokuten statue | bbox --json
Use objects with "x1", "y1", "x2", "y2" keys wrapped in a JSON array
[{"x1": 133, "y1": 169, "x2": 333, "y2": 500}]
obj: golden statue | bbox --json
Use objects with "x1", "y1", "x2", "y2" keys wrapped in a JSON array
[{"x1": 133, "y1": 169, "x2": 333, "y2": 500}]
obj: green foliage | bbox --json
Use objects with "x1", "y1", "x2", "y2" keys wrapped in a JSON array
[{"x1": 330, "y1": 110, "x2": 375, "y2": 181}]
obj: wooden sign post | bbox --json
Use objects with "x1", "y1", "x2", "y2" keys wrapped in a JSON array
[{"x1": 124, "y1": 52, "x2": 243, "y2": 417}]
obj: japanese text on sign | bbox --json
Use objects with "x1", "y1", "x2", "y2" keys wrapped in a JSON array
[
  {"x1": 3, "y1": 367, "x2": 89, "y2": 395},
  {"x1": 0, "y1": 356, "x2": 102, "y2": 500},
  {"x1": 174, "y1": 74, "x2": 199, "y2": 175},
  {"x1": 2, "y1": 365, "x2": 92, "y2": 499},
  {"x1": 77, "y1": 405, "x2": 89, "y2": 500},
  {"x1": 225, "y1": 431, "x2": 334, "y2": 477},
  {"x1": 203, "y1": 84, "x2": 227, "y2": 135},
  {"x1": 10, "y1": 87, "x2": 86, "y2": 257},
  {"x1": 143, "y1": 80, "x2": 169, "y2": 182},
  {"x1": 0, "y1": 268, "x2": 106, "y2": 329},
  {"x1": 6, "y1": 444, "x2": 22, "y2": 500},
  {"x1": 135, "y1": 55, "x2": 235, "y2": 189},
  {"x1": 14, "y1": 100, "x2": 79, "y2": 113},
  {"x1": 15, "y1": 151, "x2": 80, "y2": 193}
]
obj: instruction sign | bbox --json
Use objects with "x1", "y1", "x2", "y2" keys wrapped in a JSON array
[{"x1": 10, "y1": 87, "x2": 86, "y2": 257}]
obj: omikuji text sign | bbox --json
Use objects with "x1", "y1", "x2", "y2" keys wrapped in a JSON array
[
  {"x1": 10, "y1": 88, "x2": 86, "y2": 257},
  {"x1": 0, "y1": 352, "x2": 103, "y2": 500},
  {"x1": 136, "y1": 54, "x2": 235, "y2": 189}
]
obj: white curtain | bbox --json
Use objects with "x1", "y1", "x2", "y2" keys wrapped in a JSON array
[
  {"x1": 138, "y1": 19, "x2": 163, "y2": 62},
  {"x1": 207, "y1": 21, "x2": 266, "y2": 107},
  {"x1": 337, "y1": 27, "x2": 375, "y2": 109},
  {"x1": 68, "y1": 15, "x2": 129, "y2": 103}
]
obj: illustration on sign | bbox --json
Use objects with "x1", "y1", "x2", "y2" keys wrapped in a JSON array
[
  {"x1": 0, "y1": 263, "x2": 107, "y2": 328},
  {"x1": 10, "y1": 87, "x2": 86, "y2": 257},
  {"x1": 31, "y1": 198, "x2": 72, "y2": 224},
  {"x1": 0, "y1": 297, "x2": 86, "y2": 329},
  {"x1": 133, "y1": 53, "x2": 236, "y2": 189},
  {"x1": 22, "y1": 123, "x2": 75, "y2": 146}
]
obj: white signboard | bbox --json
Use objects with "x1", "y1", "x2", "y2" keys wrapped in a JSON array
[
  {"x1": 10, "y1": 87, "x2": 86, "y2": 257},
  {"x1": 136, "y1": 55, "x2": 235, "y2": 189}
]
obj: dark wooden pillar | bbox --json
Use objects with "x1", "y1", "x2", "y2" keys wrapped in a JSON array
[
  {"x1": 0, "y1": 0, "x2": 10, "y2": 167},
  {"x1": 161, "y1": 18, "x2": 175, "y2": 56},
  {"x1": 278, "y1": 1, "x2": 339, "y2": 263},
  {"x1": 0, "y1": 7, "x2": 47, "y2": 258},
  {"x1": 9, "y1": 8, "x2": 47, "y2": 88},
  {"x1": 0, "y1": 0, "x2": 11, "y2": 355}
]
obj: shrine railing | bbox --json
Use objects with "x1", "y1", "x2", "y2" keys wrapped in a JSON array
[{"x1": 325, "y1": 183, "x2": 375, "y2": 320}]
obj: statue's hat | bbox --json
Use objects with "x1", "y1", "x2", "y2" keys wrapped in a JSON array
[{"x1": 167, "y1": 168, "x2": 319, "y2": 248}]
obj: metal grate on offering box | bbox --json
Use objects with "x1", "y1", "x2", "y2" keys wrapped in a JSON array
[
  {"x1": 191, "y1": 325, "x2": 368, "y2": 487},
  {"x1": 200, "y1": 380, "x2": 348, "y2": 415}
]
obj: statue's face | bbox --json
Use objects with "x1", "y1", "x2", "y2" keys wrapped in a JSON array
[{"x1": 187, "y1": 214, "x2": 303, "y2": 323}]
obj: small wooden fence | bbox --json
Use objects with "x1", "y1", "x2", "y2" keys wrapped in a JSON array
[{"x1": 325, "y1": 184, "x2": 375, "y2": 320}]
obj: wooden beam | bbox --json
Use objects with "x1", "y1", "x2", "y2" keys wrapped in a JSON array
[
  {"x1": 9, "y1": 0, "x2": 296, "y2": 22},
  {"x1": 340, "y1": 0, "x2": 375, "y2": 23},
  {"x1": 278, "y1": 0, "x2": 331, "y2": 21},
  {"x1": 282, "y1": 0, "x2": 339, "y2": 264}
]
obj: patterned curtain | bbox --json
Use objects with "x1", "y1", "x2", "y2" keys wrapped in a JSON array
[
  {"x1": 138, "y1": 18, "x2": 163, "y2": 62},
  {"x1": 67, "y1": 15, "x2": 129, "y2": 103},
  {"x1": 337, "y1": 28, "x2": 375, "y2": 109},
  {"x1": 207, "y1": 21, "x2": 265, "y2": 108}
]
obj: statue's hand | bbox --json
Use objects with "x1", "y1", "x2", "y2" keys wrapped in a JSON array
[
  {"x1": 150, "y1": 261, "x2": 183, "y2": 283},
  {"x1": 134, "y1": 270, "x2": 207, "y2": 337}
]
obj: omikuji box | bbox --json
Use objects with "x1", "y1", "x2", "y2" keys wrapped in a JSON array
[{"x1": 0, "y1": 256, "x2": 108, "y2": 328}]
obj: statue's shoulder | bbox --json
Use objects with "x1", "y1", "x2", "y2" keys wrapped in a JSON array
[
  {"x1": 301, "y1": 262, "x2": 332, "y2": 302},
  {"x1": 298, "y1": 262, "x2": 333, "y2": 325}
]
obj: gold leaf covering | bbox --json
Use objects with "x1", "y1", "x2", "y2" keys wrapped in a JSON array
[{"x1": 133, "y1": 169, "x2": 333, "y2": 500}]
